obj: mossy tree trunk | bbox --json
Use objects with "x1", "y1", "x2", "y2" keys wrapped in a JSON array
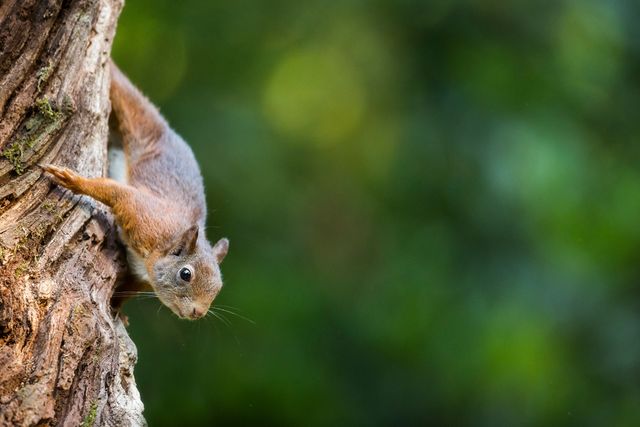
[{"x1": 0, "y1": 1, "x2": 145, "y2": 425}]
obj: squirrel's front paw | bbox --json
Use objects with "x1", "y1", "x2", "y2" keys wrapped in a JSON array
[{"x1": 40, "y1": 164, "x2": 82, "y2": 191}]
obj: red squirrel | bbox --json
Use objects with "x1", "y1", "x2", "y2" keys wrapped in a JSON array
[{"x1": 42, "y1": 61, "x2": 229, "y2": 320}]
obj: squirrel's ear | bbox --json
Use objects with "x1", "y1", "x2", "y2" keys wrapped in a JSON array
[
  {"x1": 213, "y1": 238, "x2": 229, "y2": 264},
  {"x1": 182, "y1": 225, "x2": 199, "y2": 254},
  {"x1": 167, "y1": 225, "x2": 199, "y2": 256}
]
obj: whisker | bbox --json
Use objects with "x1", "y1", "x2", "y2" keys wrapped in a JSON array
[
  {"x1": 208, "y1": 309, "x2": 232, "y2": 327},
  {"x1": 213, "y1": 306, "x2": 255, "y2": 324},
  {"x1": 217, "y1": 312, "x2": 233, "y2": 328},
  {"x1": 215, "y1": 304, "x2": 244, "y2": 311},
  {"x1": 210, "y1": 310, "x2": 228, "y2": 326},
  {"x1": 218, "y1": 311, "x2": 233, "y2": 326}
]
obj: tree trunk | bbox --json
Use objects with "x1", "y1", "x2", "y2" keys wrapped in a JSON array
[{"x1": 0, "y1": 1, "x2": 145, "y2": 425}]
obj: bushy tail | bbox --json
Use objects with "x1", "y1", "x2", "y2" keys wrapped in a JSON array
[{"x1": 109, "y1": 61, "x2": 167, "y2": 157}]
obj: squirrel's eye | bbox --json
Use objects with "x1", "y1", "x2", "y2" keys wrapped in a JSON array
[{"x1": 179, "y1": 267, "x2": 192, "y2": 282}]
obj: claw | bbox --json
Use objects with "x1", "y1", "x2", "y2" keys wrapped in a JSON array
[{"x1": 41, "y1": 164, "x2": 81, "y2": 192}]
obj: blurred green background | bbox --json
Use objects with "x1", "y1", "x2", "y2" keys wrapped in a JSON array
[{"x1": 112, "y1": 0, "x2": 640, "y2": 425}]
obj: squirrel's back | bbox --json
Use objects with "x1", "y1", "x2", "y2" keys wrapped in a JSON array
[{"x1": 109, "y1": 63, "x2": 206, "y2": 224}]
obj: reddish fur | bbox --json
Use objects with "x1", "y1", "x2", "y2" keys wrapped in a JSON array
[{"x1": 42, "y1": 61, "x2": 228, "y2": 320}]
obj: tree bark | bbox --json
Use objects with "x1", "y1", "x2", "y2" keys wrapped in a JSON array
[{"x1": 0, "y1": 1, "x2": 145, "y2": 426}]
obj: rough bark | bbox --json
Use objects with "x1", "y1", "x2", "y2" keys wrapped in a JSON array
[{"x1": 0, "y1": 1, "x2": 145, "y2": 426}]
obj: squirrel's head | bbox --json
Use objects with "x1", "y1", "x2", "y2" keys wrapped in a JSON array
[{"x1": 147, "y1": 225, "x2": 229, "y2": 320}]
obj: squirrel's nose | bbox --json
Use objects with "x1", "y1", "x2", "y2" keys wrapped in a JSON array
[{"x1": 191, "y1": 306, "x2": 206, "y2": 319}]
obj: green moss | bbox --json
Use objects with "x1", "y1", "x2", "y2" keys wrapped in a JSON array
[
  {"x1": 24, "y1": 115, "x2": 43, "y2": 131},
  {"x1": 12, "y1": 227, "x2": 30, "y2": 256},
  {"x1": 42, "y1": 200, "x2": 56, "y2": 213},
  {"x1": 14, "y1": 261, "x2": 30, "y2": 278},
  {"x1": 32, "y1": 223, "x2": 47, "y2": 240},
  {"x1": 14, "y1": 224, "x2": 41, "y2": 254},
  {"x1": 62, "y1": 94, "x2": 75, "y2": 114},
  {"x1": 3, "y1": 142, "x2": 27, "y2": 174},
  {"x1": 36, "y1": 61, "x2": 53, "y2": 92},
  {"x1": 2, "y1": 97, "x2": 66, "y2": 175},
  {"x1": 81, "y1": 401, "x2": 98, "y2": 427},
  {"x1": 35, "y1": 97, "x2": 63, "y2": 121},
  {"x1": 42, "y1": 199, "x2": 66, "y2": 221}
]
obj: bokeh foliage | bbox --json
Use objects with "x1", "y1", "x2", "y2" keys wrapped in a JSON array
[{"x1": 112, "y1": 0, "x2": 640, "y2": 425}]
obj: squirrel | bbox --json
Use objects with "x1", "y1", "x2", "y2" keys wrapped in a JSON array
[{"x1": 42, "y1": 61, "x2": 229, "y2": 320}]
